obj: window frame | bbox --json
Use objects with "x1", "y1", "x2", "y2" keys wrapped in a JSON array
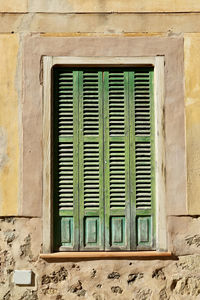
[{"x1": 42, "y1": 56, "x2": 166, "y2": 254}]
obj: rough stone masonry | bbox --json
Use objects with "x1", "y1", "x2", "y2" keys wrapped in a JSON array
[{"x1": 1, "y1": 218, "x2": 200, "y2": 299}]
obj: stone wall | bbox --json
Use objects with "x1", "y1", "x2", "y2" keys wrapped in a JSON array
[
  {"x1": 1, "y1": 217, "x2": 200, "y2": 300},
  {"x1": 1, "y1": 1, "x2": 200, "y2": 299}
]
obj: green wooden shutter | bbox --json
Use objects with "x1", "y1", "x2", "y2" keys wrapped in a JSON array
[
  {"x1": 78, "y1": 70, "x2": 104, "y2": 250},
  {"x1": 53, "y1": 67, "x2": 155, "y2": 251},
  {"x1": 53, "y1": 69, "x2": 79, "y2": 251},
  {"x1": 104, "y1": 70, "x2": 130, "y2": 250},
  {"x1": 130, "y1": 68, "x2": 155, "y2": 250}
]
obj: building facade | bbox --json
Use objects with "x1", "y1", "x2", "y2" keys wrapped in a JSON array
[{"x1": 1, "y1": 1, "x2": 200, "y2": 299}]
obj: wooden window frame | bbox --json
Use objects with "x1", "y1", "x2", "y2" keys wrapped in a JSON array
[{"x1": 42, "y1": 56, "x2": 166, "y2": 256}]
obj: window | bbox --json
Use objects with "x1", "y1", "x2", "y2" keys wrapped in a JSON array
[
  {"x1": 22, "y1": 37, "x2": 186, "y2": 256},
  {"x1": 42, "y1": 56, "x2": 166, "y2": 254},
  {"x1": 52, "y1": 66, "x2": 155, "y2": 251}
]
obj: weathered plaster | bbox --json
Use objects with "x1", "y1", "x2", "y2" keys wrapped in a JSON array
[
  {"x1": 40, "y1": 32, "x2": 167, "y2": 37},
  {"x1": 0, "y1": 14, "x2": 25, "y2": 33},
  {"x1": 0, "y1": 34, "x2": 19, "y2": 216},
  {"x1": 0, "y1": 127, "x2": 8, "y2": 170},
  {"x1": 28, "y1": 0, "x2": 200, "y2": 13},
  {"x1": 3, "y1": 13, "x2": 200, "y2": 34},
  {"x1": 4, "y1": 13, "x2": 200, "y2": 34},
  {"x1": 168, "y1": 216, "x2": 200, "y2": 255},
  {"x1": 22, "y1": 35, "x2": 186, "y2": 217},
  {"x1": 0, "y1": 0, "x2": 27, "y2": 13},
  {"x1": 1, "y1": 0, "x2": 200, "y2": 14},
  {"x1": 27, "y1": 13, "x2": 200, "y2": 34},
  {"x1": 184, "y1": 35, "x2": 200, "y2": 215}
]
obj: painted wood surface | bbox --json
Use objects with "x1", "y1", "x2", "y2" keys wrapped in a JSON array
[{"x1": 53, "y1": 67, "x2": 155, "y2": 251}]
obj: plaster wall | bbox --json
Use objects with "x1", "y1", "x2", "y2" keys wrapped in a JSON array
[
  {"x1": 3, "y1": 0, "x2": 200, "y2": 13},
  {"x1": 184, "y1": 34, "x2": 200, "y2": 215},
  {"x1": 0, "y1": 1, "x2": 200, "y2": 300},
  {"x1": 0, "y1": 35, "x2": 19, "y2": 216}
]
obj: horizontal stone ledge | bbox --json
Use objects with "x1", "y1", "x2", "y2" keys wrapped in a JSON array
[
  {"x1": 22, "y1": 13, "x2": 200, "y2": 34},
  {"x1": 3, "y1": 13, "x2": 200, "y2": 33},
  {"x1": 26, "y1": 0, "x2": 200, "y2": 14},
  {"x1": 40, "y1": 251, "x2": 174, "y2": 260}
]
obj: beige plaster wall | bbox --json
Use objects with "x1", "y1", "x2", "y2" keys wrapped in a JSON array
[
  {"x1": 184, "y1": 34, "x2": 200, "y2": 215},
  {"x1": 26, "y1": 0, "x2": 200, "y2": 13},
  {"x1": 3, "y1": 13, "x2": 200, "y2": 34},
  {"x1": 0, "y1": 0, "x2": 27, "y2": 13},
  {"x1": 2, "y1": 0, "x2": 200, "y2": 13},
  {"x1": 26, "y1": 13, "x2": 200, "y2": 34},
  {"x1": 0, "y1": 34, "x2": 19, "y2": 216}
]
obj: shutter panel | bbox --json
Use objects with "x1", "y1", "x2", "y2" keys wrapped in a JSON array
[
  {"x1": 130, "y1": 68, "x2": 155, "y2": 250},
  {"x1": 53, "y1": 67, "x2": 155, "y2": 251},
  {"x1": 104, "y1": 70, "x2": 130, "y2": 250},
  {"x1": 53, "y1": 69, "x2": 79, "y2": 251},
  {"x1": 79, "y1": 70, "x2": 104, "y2": 250}
]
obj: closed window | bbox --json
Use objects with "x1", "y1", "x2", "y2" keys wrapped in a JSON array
[{"x1": 52, "y1": 67, "x2": 155, "y2": 251}]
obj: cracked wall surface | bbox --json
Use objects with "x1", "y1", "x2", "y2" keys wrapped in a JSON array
[{"x1": 0, "y1": 1, "x2": 200, "y2": 299}]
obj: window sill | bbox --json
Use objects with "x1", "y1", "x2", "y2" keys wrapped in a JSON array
[{"x1": 40, "y1": 251, "x2": 175, "y2": 260}]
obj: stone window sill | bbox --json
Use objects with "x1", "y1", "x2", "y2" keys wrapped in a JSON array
[{"x1": 40, "y1": 251, "x2": 174, "y2": 260}]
